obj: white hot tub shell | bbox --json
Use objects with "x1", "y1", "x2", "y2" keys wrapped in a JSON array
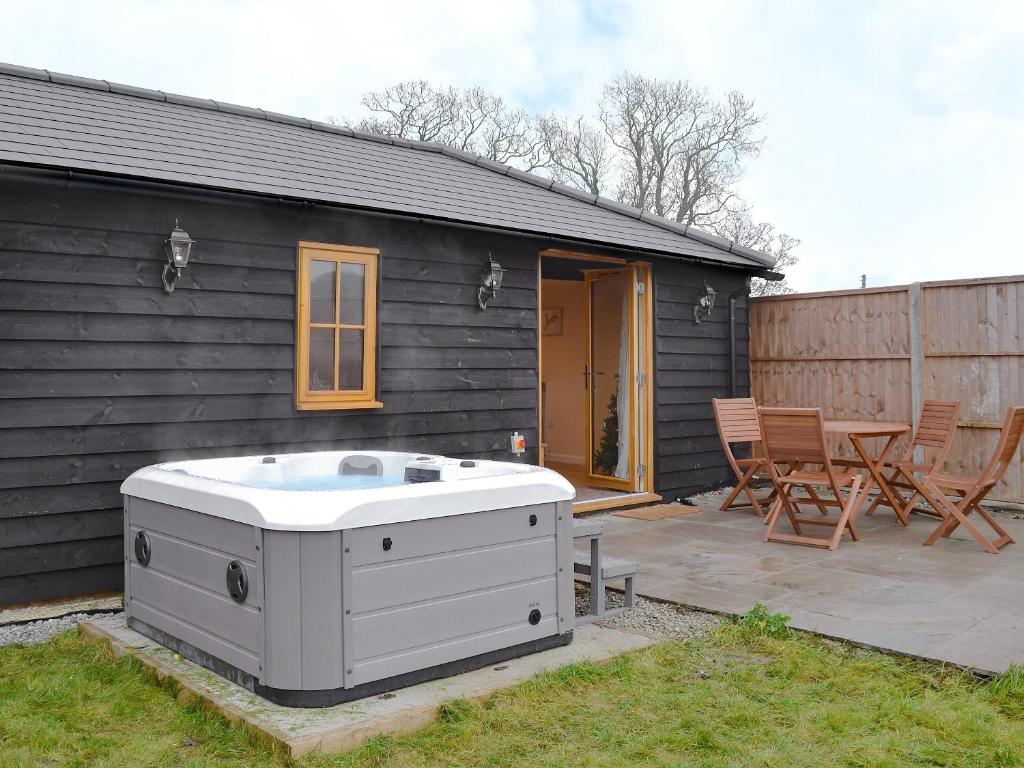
[{"x1": 120, "y1": 451, "x2": 576, "y2": 706}]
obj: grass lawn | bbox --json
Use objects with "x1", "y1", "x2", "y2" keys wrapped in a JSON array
[{"x1": 2, "y1": 618, "x2": 1023, "y2": 767}]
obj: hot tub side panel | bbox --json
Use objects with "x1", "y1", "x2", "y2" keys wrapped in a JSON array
[
  {"x1": 261, "y1": 529, "x2": 345, "y2": 692},
  {"x1": 124, "y1": 497, "x2": 263, "y2": 679},
  {"x1": 342, "y1": 501, "x2": 573, "y2": 688}
]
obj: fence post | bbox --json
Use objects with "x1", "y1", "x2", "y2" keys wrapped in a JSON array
[{"x1": 908, "y1": 283, "x2": 924, "y2": 459}]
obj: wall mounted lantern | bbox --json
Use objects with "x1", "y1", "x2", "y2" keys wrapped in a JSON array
[
  {"x1": 477, "y1": 255, "x2": 505, "y2": 309},
  {"x1": 693, "y1": 280, "x2": 716, "y2": 324},
  {"x1": 161, "y1": 220, "x2": 196, "y2": 294}
]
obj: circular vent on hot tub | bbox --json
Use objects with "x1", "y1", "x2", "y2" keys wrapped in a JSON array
[
  {"x1": 134, "y1": 531, "x2": 151, "y2": 566},
  {"x1": 226, "y1": 560, "x2": 248, "y2": 603}
]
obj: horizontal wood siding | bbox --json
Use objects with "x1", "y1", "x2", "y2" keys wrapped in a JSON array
[
  {"x1": 0, "y1": 171, "x2": 545, "y2": 605},
  {"x1": 0, "y1": 169, "x2": 758, "y2": 605},
  {"x1": 653, "y1": 260, "x2": 751, "y2": 500}
]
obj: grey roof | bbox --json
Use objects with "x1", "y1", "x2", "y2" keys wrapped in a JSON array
[{"x1": 0, "y1": 63, "x2": 774, "y2": 269}]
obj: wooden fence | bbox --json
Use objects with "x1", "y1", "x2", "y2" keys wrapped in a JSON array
[{"x1": 749, "y1": 274, "x2": 1024, "y2": 503}]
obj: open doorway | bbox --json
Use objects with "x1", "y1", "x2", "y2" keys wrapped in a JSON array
[{"x1": 538, "y1": 250, "x2": 656, "y2": 511}]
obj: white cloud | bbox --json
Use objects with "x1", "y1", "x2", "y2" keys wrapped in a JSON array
[{"x1": 1, "y1": 0, "x2": 1022, "y2": 292}]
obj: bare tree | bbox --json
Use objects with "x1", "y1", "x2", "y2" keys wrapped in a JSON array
[
  {"x1": 599, "y1": 73, "x2": 763, "y2": 229},
  {"x1": 350, "y1": 81, "x2": 545, "y2": 170},
  {"x1": 344, "y1": 74, "x2": 797, "y2": 288},
  {"x1": 537, "y1": 114, "x2": 612, "y2": 195},
  {"x1": 713, "y1": 210, "x2": 800, "y2": 296}
]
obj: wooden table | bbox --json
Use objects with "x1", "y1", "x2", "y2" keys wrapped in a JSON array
[{"x1": 824, "y1": 420, "x2": 911, "y2": 524}]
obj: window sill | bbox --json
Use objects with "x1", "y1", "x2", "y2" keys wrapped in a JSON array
[{"x1": 295, "y1": 400, "x2": 385, "y2": 411}]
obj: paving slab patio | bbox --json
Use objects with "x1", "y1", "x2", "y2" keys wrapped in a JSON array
[{"x1": 583, "y1": 496, "x2": 1024, "y2": 674}]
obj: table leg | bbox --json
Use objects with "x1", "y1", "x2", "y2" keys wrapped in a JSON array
[{"x1": 849, "y1": 433, "x2": 907, "y2": 525}]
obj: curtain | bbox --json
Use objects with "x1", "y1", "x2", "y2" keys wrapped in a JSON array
[{"x1": 614, "y1": 284, "x2": 631, "y2": 479}]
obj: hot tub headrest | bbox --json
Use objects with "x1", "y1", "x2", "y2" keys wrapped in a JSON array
[{"x1": 339, "y1": 455, "x2": 384, "y2": 477}]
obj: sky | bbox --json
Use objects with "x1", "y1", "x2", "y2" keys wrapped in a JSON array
[{"x1": 2, "y1": 0, "x2": 1023, "y2": 292}]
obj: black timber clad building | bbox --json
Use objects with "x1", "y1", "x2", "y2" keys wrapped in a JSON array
[{"x1": 0, "y1": 63, "x2": 777, "y2": 606}]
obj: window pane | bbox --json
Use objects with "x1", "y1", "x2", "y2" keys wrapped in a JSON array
[
  {"x1": 340, "y1": 262, "x2": 365, "y2": 325},
  {"x1": 308, "y1": 328, "x2": 335, "y2": 391},
  {"x1": 309, "y1": 260, "x2": 336, "y2": 324},
  {"x1": 339, "y1": 329, "x2": 364, "y2": 390}
]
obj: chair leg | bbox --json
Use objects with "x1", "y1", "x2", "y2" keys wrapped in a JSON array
[
  {"x1": 743, "y1": 486, "x2": 767, "y2": 519},
  {"x1": 938, "y1": 490, "x2": 969, "y2": 538},
  {"x1": 973, "y1": 502, "x2": 1016, "y2": 548},
  {"x1": 828, "y1": 475, "x2": 862, "y2": 550},
  {"x1": 785, "y1": 495, "x2": 804, "y2": 536},
  {"x1": 919, "y1": 484, "x2": 1002, "y2": 554},
  {"x1": 803, "y1": 485, "x2": 832, "y2": 516},
  {"x1": 764, "y1": 496, "x2": 782, "y2": 527},
  {"x1": 917, "y1": 482, "x2": 958, "y2": 546},
  {"x1": 721, "y1": 464, "x2": 768, "y2": 518},
  {"x1": 898, "y1": 491, "x2": 922, "y2": 522},
  {"x1": 902, "y1": 474, "x2": 939, "y2": 528},
  {"x1": 763, "y1": 478, "x2": 792, "y2": 527},
  {"x1": 760, "y1": 486, "x2": 781, "y2": 524},
  {"x1": 764, "y1": 492, "x2": 804, "y2": 543},
  {"x1": 763, "y1": 493, "x2": 788, "y2": 542},
  {"x1": 951, "y1": 512, "x2": 1001, "y2": 554},
  {"x1": 864, "y1": 493, "x2": 883, "y2": 517},
  {"x1": 718, "y1": 469, "x2": 751, "y2": 511}
]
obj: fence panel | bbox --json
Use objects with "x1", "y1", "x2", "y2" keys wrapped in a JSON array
[{"x1": 750, "y1": 275, "x2": 1024, "y2": 502}]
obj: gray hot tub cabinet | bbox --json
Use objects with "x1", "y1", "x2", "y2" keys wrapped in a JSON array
[{"x1": 123, "y1": 496, "x2": 575, "y2": 707}]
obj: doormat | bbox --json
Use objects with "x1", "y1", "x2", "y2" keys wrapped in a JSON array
[{"x1": 614, "y1": 504, "x2": 701, "y2": 521}]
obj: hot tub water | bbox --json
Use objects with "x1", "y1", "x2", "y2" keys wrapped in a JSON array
[{"x1": 245, "y1": 474, "x2": 407, "y2": 491}]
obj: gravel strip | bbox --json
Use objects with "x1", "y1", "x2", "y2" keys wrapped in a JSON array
[
  {"x1": 574, "y1": 583, "x2": 720, "y2": 640},
  {"x1": 688, "y1": 486, "x2": 733, "y2": 506},
  {"x1": 0, "y1": 612, "x2": 102, "y2": 646}
]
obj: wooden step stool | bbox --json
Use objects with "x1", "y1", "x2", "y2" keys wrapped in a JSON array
[{"x1": 572, "y1": 519, "x2": 639, "y2": 623}]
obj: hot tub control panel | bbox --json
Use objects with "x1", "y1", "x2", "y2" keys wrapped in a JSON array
[
  {"x1": 403, "y1": 456, "x2": 514, "y2": 483},
  {"x1": 404, "y1": 466, "x2": 441, "y2": 483}
]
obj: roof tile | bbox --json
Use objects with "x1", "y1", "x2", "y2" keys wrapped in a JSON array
[
  {"x1": 0, "y1": 64, "x2": 774, "y2": 268},
  {"x1": 107, "y1": 82, "x2": 165, "y2": 101},
  {"x1": 48, "y1": 72, "x2": 109, "y2": 91}
]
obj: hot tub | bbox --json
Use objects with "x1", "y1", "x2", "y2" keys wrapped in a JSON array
[{"x1": 120, "y1": 451, "x2": 576, "y2": 707}]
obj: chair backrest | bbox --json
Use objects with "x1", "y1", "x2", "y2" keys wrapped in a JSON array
[
  {"x1": 757, "y1": 407, "x2": 832, "y2": 469},
  {"x1": 979, "y1": 406, "x2": 1024, "y2": 488},
  {"x1": 908, "y1": 399, "x2": 962, "y2": 461},
  {"x1": 712, "y1": 398, "x2": 761, "y2": 445}
]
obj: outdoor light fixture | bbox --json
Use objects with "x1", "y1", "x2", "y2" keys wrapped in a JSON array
[
  {"x1": 693, "y1": 280, "x2": 717, "y2": 324},
  {"x1": 161, "y1": 220, "x2": 196, "y2": 294},
  {"x1": 477, "y1": 255, "x2": 505, "y2": 309}
]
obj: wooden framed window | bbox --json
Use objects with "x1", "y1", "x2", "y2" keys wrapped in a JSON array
[{"x1": 296, "y1": 242, "x2": 382, "y2": 410}]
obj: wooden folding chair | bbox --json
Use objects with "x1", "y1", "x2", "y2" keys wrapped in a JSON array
[
  {"x1": 916, "y1": 406, "x2": 1024, "y2": 554},
  {"x1": 864, "y1": 399, "x2": 962, "y2": 524},
  {"x1": 712, "y1": 397, "x2": 775, "y2": 518},
  {"x1": 759, "y1": 407, "x2": 865, "y2": 551}
]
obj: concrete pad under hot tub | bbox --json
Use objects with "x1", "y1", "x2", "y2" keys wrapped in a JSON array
[{"x1": 81, "y1": 612, "x2": 658, "y2": 758}]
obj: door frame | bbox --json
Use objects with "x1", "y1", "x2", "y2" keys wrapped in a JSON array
[{"x1": 537, "y1": 249, "x2": 654, "y2": 495}]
